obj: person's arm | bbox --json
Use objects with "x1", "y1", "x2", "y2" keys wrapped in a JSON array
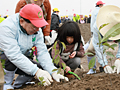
[
  {"x1": 43, "y1": 0, "x2": 51, "y2": 36},
  {"x1": 15, "y1": 0, "x2": 26, "y2": 13},
  {"x1": 76, "y1": 43, "x2": 85, "y2": 58},
  {"x1": 35, "y1": 29, "x2": 57, "y2": 74},
  {"x1": 51, "y1": 15, "x2": 59, "y2": 30}
]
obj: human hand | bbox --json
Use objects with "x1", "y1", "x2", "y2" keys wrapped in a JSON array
[
  {"x1": 104, "y1": 65, "x2": 113, "y2": 74},
  {"x1": 69, "y1": 51, "x2": 76, "y2": 59},
  {"x1": 35, "y1": 69, "x2": 53, "y2": 86},
  {"x1": 45, "y1": 36, "x2": 51, "y2": 45},
  {"x1": 65, "y1": 66, "x2": 71, "y2": 73},
  {"x1": 52, "y1": 72, "x2": 69, "y2": 82},
  {"x1": 113, "y1": 59, "x2": 120, "y2": 74}
]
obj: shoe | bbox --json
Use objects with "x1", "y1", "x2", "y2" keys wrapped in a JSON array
[
  {"x1": 13, "y1": 75, "x2": 33, "y2": 88},
  {"x1": 87, "y1": 68, "x2": 96, "y2": 74}
]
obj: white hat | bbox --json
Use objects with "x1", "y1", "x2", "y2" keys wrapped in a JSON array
[{"x1": 96, "y1": 5, "x2": 120, "y2": 40}]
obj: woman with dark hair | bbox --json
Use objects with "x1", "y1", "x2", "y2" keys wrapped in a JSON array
[{"x1": 51, "y1": 21, "x2": 85, "y2": 78}]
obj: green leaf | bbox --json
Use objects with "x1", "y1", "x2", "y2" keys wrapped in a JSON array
[
  {"x1": 106, "y1": 51, "x2": 115, "y2": 58},
  {"x1": 55, "y1": 50, "x2": 60, "y2": 56},
  {"x1": 52, "y1": 41, "x2": 58, "y2": 51},
  {"x1": 99, "y1": 23, "x2": 109, "y2": 30},
  {"x1": 110, "y1": 44, "x2": 117, "y2": 48},
  {"x1": 57, "y1": 68, "x2": 61, "y2": 74},
  {"x1": 88, "y1": 56, "x2": 96, "y2": 69},
  {"x1": 42, "y1": 81, "x2": 46, "y2": 84},
  {"x1": 61, "y1": 42, "x2": 66, "y2": 50},
  {"x1": 111, "y1": 65, "x2": 115, "y2": 70},
  {"x1": 102, "y1": 42, "x2": 114, "y2": 50},
  {"x1": 62, "y1": 63, "x2": 66, "y2": 70},
  {"x1": 52, "y1": 69, "x2": 58, "y2": 72},
  {"x1": 84, "y1": 52, "x2": 94, "y2": 56},
  {"x1": 39, "y1": 77, "x2": 44, "y2": 81},
  {"x1": 101, "y1": 23, "x2": 120, "y2": 43},
  {"x1": 54, "y1": 56, "x2": 60, "y2": 65}
]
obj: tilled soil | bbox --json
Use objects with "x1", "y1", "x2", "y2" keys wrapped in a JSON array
[{"x1": 15, "y1": 24, "x2": 120, "y2": 90}]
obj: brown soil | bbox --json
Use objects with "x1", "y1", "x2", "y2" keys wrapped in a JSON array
[{"x1": 15, "y1": 24, "x2": 120, "y2": 90}]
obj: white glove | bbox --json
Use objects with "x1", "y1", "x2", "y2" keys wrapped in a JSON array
[
  {"x1": 35, "y1": 69, "x2": 53, "y2": 86},
  {"x1": 104, "y1": 65, "x2": 113, "y2": 74},
  {"x1": 113, "y1": 59, "x2": 120, "y2": 74},
  {"x1": 45, "y1": 36, "x2": 51, "y2": 45},
  {"x1": 52, "y1": 72, "x2": 69, "y2": 82}
]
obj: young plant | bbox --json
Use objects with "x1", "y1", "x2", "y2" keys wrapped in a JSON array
[
  {"x1": 51, "y1": 41, "x2": 81, "y2": 80},
  {"x1": 52, "y1": 41, "x2": 66, "y2": 75},
  {"x1": 86, "y1": 23, "x2": 119, "y2": 71},
  {"x1": 38, "y1": 77, "x2": 46, "y2": 86}
]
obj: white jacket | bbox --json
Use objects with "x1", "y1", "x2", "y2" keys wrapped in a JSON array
[{"x1": 0, "y1": 13, "x2": 57, "y2": 76}]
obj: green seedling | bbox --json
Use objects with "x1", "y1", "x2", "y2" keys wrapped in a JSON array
[
  {"x1": 51, "y1": 41, "x2": 80, "y2": 80},
  {"x1": 38, "y1": 77, "x2": 46, "y2": 86}
]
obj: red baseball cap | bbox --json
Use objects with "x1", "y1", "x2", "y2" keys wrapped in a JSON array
[
  {"x1": 20, "y1": 4, "x2": 48, "y2": 27},
  {"x1": 96, "y1": 1, "x2": 105, "y2": 5}
]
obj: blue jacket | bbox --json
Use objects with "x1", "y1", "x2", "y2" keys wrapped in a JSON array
[{"x1": 0, "y1": 13, "x2": 57, "y2": 76}]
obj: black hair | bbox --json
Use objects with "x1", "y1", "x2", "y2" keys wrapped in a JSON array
[
  {"x1": 96, "y1": 4, "x2": 102, "y2": 7},
  {"x1": 19, "y1": 15, "x2": 31, "y2": 23},
  {"x1": 57, "y1": 21, "x2": 81, "y2": 44}
]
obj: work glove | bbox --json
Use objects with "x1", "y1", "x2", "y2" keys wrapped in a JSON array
[
  {"x1": 35, "y1": 69, "x2": 53, "y2": 86},
  {"x1": 52, "y1": 72, "x2": 69, "y2": 82},
  {"x1": 104, "y1": 65, "x2": 113, "y2": 74},
  {"x1": 45, "y1": 36, "x2": 51, "y2": 45},
  {"x1": 113, "y1": 59, "x2": 120, "y2": 74}
]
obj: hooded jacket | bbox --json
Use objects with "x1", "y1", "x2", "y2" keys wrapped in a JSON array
[
  {"x1": 15, "y1": 0, "x2": 51, "y2": 36},
  {"x1": 0, "y1": 13, "x2": 57, "y2": 76}
]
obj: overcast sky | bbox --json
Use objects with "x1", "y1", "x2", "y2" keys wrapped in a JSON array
[{"x1": 0, "y1": 0, "x2": 120, "y2": 17}]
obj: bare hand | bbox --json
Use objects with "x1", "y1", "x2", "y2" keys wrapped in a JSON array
[
  {"x1": 69, "y1": 51, "x2": 76, "y2": 59},
  {"x1": 65, "y1": 66, "x2": 71, "y2": 73}
]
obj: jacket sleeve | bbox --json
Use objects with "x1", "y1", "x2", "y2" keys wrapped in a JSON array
[
  {"x1": 15, "y1": 0, "x2": 26, "y2": 13},
  {"x1": 51, "y1": 15, "x2": 59, "y2": 30},
  {"x1": 35, "y1": 30, "x2": 57, "y2": 74},
  {"x1": 43, "y1": 0, "x2": 51, "y2": 36},
  {"x1": 76, "y1": 43, "x2": 85, "y2": 58},
  {"x1": 51, "y1": 43, "x2": 66, "y2": 68}
]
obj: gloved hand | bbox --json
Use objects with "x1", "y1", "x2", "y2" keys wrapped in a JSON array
[
  {"x1": 45, "y1": 36, "x2": 51, "y2": 45},
  {"x1": 113, "y1": 59, "x2": 120, "y2": 74},
  {"x1": 52, "y1": 72, "x2": 69, "y2": 82},
  {"x1": 35, "y1": 69, "x2": 53, "y2": 86},
  {"x1": 104, "y1": 65, "x2": 113, "y2": 74}
]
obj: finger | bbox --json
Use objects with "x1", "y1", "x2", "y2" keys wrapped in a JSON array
[
  {"x1": 64, "y1": 76, "x2": 69, "y2": 81},
  {"x1": 43, "y1": 77, "x2": 51, "y2": 86},
  {"x1": 48, "y1": 75, "x2": 53, "y2": 82},
  {"x1": 113, "y1": 66, "x2": 117, "y2": 73},
  {"x1": 56, "y1": 74, "x2": 64, "y2": 82}
]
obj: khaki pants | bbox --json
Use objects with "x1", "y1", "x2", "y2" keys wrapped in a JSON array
[
  {"x1": 0, "y1": 61, "x2": 4, "y2": 90},
  {"x1": 86, "y1": 37, "x2": 95, "y2": 56}
]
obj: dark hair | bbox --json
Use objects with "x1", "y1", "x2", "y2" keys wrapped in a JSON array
[
  {"x1": 19, "y1": 15, "x2": 31, "y2": 23},
  {"x1": 57, "y1": 21, "x2": 81, "y2": 44}
]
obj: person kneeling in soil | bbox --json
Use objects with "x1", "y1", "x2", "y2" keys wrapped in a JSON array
[
  {"x1": 0, "y1": 4, "x2": 68, "y2": 90},
  {"x1": 50, "y1": 21, "x2": 85, "y2": 79}
]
